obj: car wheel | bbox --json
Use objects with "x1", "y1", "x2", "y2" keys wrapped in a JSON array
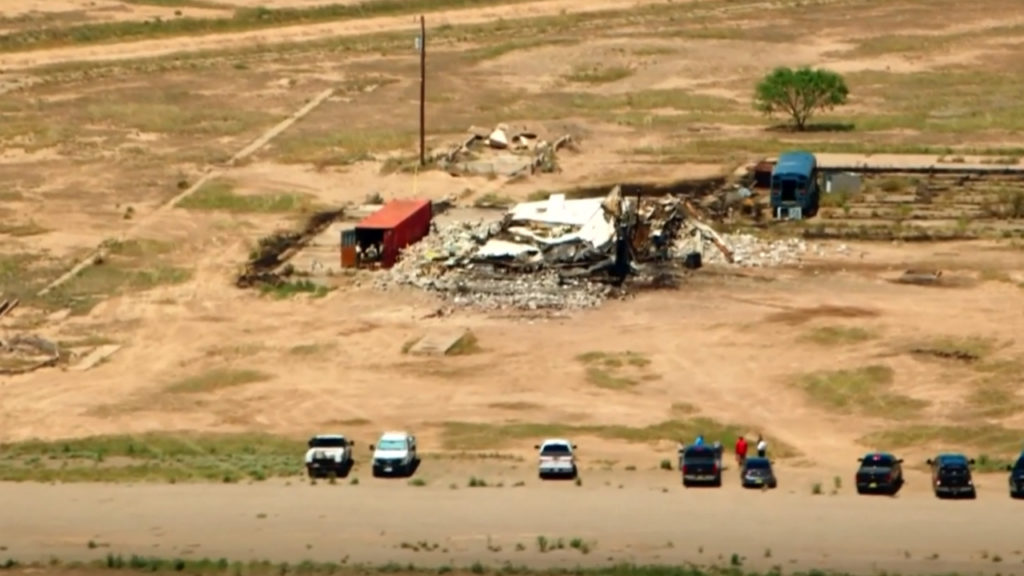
[
  {"x1": 768, "y1": 480, "x2": 777, "y2": 489},
  {"x1": 713, "y1": 476, "x2": 722, "y2": 488},
  {"x1": 968, "y1": 489, "x2": 977, "y2": 500}
]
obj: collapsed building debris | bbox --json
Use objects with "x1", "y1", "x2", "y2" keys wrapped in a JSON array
[
  {"x1": 0, "y1": 334, "x2": 60, "y2": 375},
  {"x1": 439, "y1": 123, "x2": 577, "y2": 178},
  {"x1": 0, "y1": 297, "x2": 19, "y2": 320},
  {"x1": 236, "y1": 208, "x2": 345, "y2": 289},
  {"x1": 379, "y1": 185, "x2": 807, "y2": 310}
]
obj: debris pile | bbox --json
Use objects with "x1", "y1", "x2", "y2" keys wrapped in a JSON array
[
  {"x1": 0, "y1": 334, "x2": 60, "y2": 375},
  {"x1": 378, "y1": 186, "x2": 771, "y2": 310},
  {"x1": 673, "y1": 232, "x2": 807, "y2": 267},
  {"x1": 439, "y1": 123, "x2": 576, "y2": 178}
]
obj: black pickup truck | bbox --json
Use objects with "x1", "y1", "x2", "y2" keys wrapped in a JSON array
[
  {"x1": 678, "y1": 443, "x2": 723, "y2": 487},
  {"x1": 927, "y1": 453, "x2": 976, "y2": 499},
  {"x1": 855, "y1": 452, "x2": 904, "y2": 495}
]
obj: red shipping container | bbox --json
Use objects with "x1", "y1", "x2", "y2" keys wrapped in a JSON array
[{"x1": 354, "y1": 199, "x2": 432, "y2": 269}]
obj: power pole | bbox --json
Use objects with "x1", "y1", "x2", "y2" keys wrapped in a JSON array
[{"x1": 418, "y1": 15, "x2": 426, "y2": 167}]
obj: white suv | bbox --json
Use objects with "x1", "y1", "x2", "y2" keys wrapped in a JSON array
[
  {"x1": 535, "y1": 438, "x2": 578, "y2": 480},
  {"x1": 304, "y1": 434, "x2": 354, "y2": 478},
  {"x1": 370, "y1": 431, "x2": 418, "y2": 477}
]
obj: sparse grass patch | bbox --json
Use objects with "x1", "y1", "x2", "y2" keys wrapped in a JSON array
[
  {"x1": 563, "y1": 64, "x2": 633, "y2": 84},
  {"x1": 165, "y1": 368, "x2": 271, "y2": 394},
  {"x1": 908, "y1": 336, "x2": 995, "y2": 362},
  {"x1": 177, "y1": 179, "x2": 310, "y2": 214},
  {"x1": 439, "y1": 419, "x2": 797, "y2": 458},
  {"x1": 860, "y1": 424, "x2": 1024, "y2": 458},
  {"x1": 288, "y1": 342, "x2": 334, "y2": 356},
  {"x1": 576, "y1": 351, "x2": 655, "y2": 391},
  {"x1": 39, "y1": 239, "x2": 191, "y2": 315},
  {"x1": 670, "y1": 402, "x2": 698, "y2": 417},
  {"x1": 259, "y1": 280, "x2": 330, "y2": 300},
  {"x1": 791, "y1": 365, "x2": 928, "y2": 418},
  {"x1": 0, "y1": 432, "x2": 303, "y2": 482},
  {"x1": 0, "y1": 0, "x2": 546, "y2": 52},
  {"x1": 799, "y1": 325, "x2": 877, "y2": 346},
  {"x1": 270, "y1": 129, "x2": 413, "y2": 168}
]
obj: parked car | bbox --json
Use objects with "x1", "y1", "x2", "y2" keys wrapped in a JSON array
[
  {"x1": 678, "y1": 442, "x2": 723, "y2": 487},
  {"x1": 304, "y1": 434, "x2": 354, "y2": 478},
  {"x1": 534, "y1": 439, "x2": 577, "y2": 480},
  {"x1": 855, "y1": 452, "x2": 904, "y2": 495},
  {"x1": 370, "y1": 431, "x2": 418, "y2": 478},
  {"x1": 1006, "y1": 452, "x2": 1024, "y2": 499},
  {"x1": 927, "y1": 453, "x2": 976, "y2": 499},
  {"x1": 740, "y1": 456, "x2": 777, "y2": 489}
]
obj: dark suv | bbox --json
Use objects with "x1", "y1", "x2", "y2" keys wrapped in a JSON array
[
  {"x1": 927, "y1": 453, "x2": 976, "y2": 499},
  {"x1": 855, "y1": 452, "x2": 904, "y2": 495},
  {"x1": 1006, "y1": 452, "x2": 1024, "y2": 499},
  {"x1": 679, "y1": 444, "x2": 722, "y2": 487}
]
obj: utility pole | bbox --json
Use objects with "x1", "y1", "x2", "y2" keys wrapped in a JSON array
[{"x1": 418, "y1": 15, "x2": 426, "y2": 167}]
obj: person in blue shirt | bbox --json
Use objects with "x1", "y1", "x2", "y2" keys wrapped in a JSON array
[{"x1": 694, "y1": 435, "x2": 704, "y2": 446}]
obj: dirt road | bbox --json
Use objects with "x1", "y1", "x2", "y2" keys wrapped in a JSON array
[
  {"x1": 2, "y1": 478, "x2": 1021, "y2": 574},
  {"x1": 0, "y1": 0, "x2": 673, "y2": 71}
]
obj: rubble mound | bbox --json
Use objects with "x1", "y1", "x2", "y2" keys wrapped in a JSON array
[
  {"x1": 675, "y1": 232, "x2": 808, "y2": 267},
  {"x1": 378, "y1": 220, "x2": 615, "y2": 311},
  {"x1": 378, "y1": 188, "x2": 810, "y2": 311}
]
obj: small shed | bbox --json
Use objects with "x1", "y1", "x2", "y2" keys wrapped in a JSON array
[{"x1": 352, "y1": 199, "x2": 432, "y2": 269}]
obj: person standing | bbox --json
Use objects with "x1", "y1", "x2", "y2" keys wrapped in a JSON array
[
  {"x1": 735, "y1": 435, "x2": 748, "y2": 467},
  {"x1": 756, "y1": 434, "x2": 767, "y2": 458}
]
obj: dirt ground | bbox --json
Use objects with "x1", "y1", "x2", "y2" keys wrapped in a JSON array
[
  {"x1": 4, "y1": 480, "x2": 1024, "y2": 575},
  {"x1": 3, "y1": 0, "x2": 1024, "y2": 574}
]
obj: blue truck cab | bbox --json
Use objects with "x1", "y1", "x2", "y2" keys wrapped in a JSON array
[{"x1": 770, "y1": 150, "x2": 820, "y2": 220}]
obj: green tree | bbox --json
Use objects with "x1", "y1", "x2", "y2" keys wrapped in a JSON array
[{"x1": 754, "y1": 66, "x2": 849, "y2": 131}]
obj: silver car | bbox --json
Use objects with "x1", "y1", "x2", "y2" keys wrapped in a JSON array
[{"x1": 535, "y1": 438, "x2": 578, "y2": 480}]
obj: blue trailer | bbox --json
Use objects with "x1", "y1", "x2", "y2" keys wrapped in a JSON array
[{"x1": 770, "y1": 150, "x2": 819, "y2": 220}]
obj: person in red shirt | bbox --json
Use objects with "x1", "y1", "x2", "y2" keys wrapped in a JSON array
[{"x1": 735, "y1": 435, "x2": 749, "y2": 467}]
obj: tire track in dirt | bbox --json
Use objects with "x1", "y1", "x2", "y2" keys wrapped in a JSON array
[{"x1": 0, "y1": 0, "x2": 682, "y2": 71}]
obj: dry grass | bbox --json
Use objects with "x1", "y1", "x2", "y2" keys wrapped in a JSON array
[
  {"x1": 576, "y1": 351, "x2": 656, "y2": 391},
  {"x1": 563, "y1": 64, "x2": 634, "y2": 84},
  {"x1": 907, "y1": 336, "x2": 996, "y2": 362},
  {"x1": 165, "y1": 368, "x2": 272, "y2": 393},
  {"x1": 0, "y1": 432, "x2": 302, "y2": 482},
  {"x1": 38, "y1": 240, "x2": 192, "y2": 315},
  {"x1": 799, "y1": 325, "x2": 877, "y2": 346},
  {"x1": 439, "y1": 420, "x2": 797, "y2": 458},
  {"x1": 861, "y1": 424, "x2": 1024, "y2": 459},
  {"x1": 791, "y1": 365, "x2": 928, "y2": 419},
  {"x1": 764, "y1": 306, "x2": 879, "y2": 326},
  {"x1": 176, "y1": 179, "x2": 311, "y2": 213}
]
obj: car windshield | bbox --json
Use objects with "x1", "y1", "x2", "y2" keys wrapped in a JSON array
[
  {"x1": 940, "y1": 464, "x2": 967, "y2": 474},
  {"x1": 541, "y1": 444, "x2": 571, "y2": 456},
  {"x1": 860, "y1": 455, "x2": 895, "y2": 467},
  {"x1": 377, "y1": 439, "x2": 406, "y2": 451},
  {"x1": 746, "y1": 459, "x2": 771, "y2": 470},
  {"x1": 310, "y1": 437, "x2": 347, "y2": 448},
  {"x1": 1015, "y1": 459, "x2": 1024, "y2": 472}
]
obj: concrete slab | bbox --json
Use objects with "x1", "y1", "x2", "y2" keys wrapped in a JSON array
[
  {"x1": 70, "y1": 344, "x2": 122, "y2": 372},
  {"x1": 407, "y1": 328, "x2": 469, "y2": 356}
]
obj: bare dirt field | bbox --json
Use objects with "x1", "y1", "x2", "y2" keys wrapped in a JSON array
[
  {"x1": 2, "y1": 0, "x2": 1024, "y2": 574},
  {"x1": 4, "y1": 480, "x2": 1024, "y2": 575}
]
